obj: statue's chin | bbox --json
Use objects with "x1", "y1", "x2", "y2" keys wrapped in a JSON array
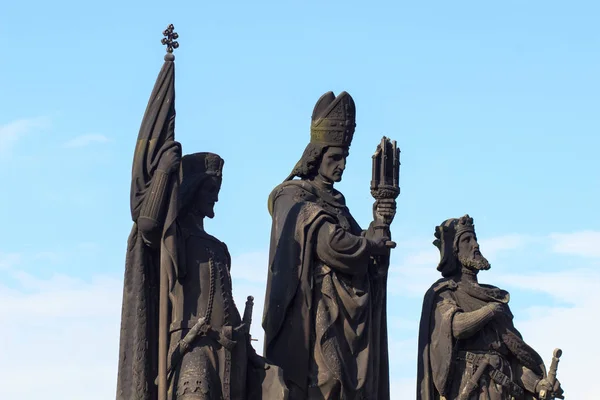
[{"x1": 460, "y1": 255, "x2": 491, "y2": 271}]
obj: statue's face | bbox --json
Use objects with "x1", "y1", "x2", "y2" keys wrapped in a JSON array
[
  {"x1": 194, "y1": 176, "x2": 222, "y2": 219},
  {"x1": 319, "y1": 146, "x2": 348, "y2": 183},
  {"x1": 457, "y1": 231, "x2": 491, "y2": 271}
]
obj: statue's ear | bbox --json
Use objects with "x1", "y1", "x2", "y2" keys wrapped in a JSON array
[{"x1": 311, "y1": 91, "x2": 336, "y2": 121}]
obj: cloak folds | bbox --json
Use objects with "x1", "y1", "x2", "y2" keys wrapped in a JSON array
[
  {"x1": 116, "y1": 55, "x2": 178, "y2": 400},
  {"x1": 416, "y1": 278, "x2": 459, "y2": 400},
  {"x1": 262, "y1": 180, "x2": 390, "y2": 398},
  {"x1": 263, "y1": 181, "x2": 334, "y2": 390}
]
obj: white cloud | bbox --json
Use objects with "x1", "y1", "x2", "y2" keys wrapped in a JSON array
[
  {"x1": 63, "y1": 134, "x2": 110, "y2": 148},
  {"x1": 390, "y1": 377, "x2": 416, "y2": 400},
  {"x1": 0, "y1": 271, "x2": 122, "y2": 400},
  {"x1": 0, "y1": 117, "x2": 49, "y2": 154},
  {"x1": 1, "y1": 230, "x2": 597, "y2": 399},
  {"x1": 479, "y1": 233, "x2": 535, "y2": 258},
  {"x1": 388, "y1": 245, "x2": 439, "y2": 298},
  {"x1": 389, "y1": 231, "x2": 598, "y2": 399},
  {"x1": 0, "y1": 252, "x2": 21, "y2": 270},
  {"x1": 388, "y1": 233, "x2": 532, "y2": 298},
  {"x1": 550, "y1": 230, "x2": 600, "y2": 258},
  {"x1": 495, "y1": 268, "x2": 600, "y2": 400}
]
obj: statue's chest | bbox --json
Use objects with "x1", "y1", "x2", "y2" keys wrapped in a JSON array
[
  {"x1": 180, "y1": 238, "x2": 230, "y2": 306},
  {"x1": 317, "y1": 199, "x2": 355, "y2": 232},
  {"x1": 184, "y1": 236, "x2": 237, "y2": 324}
]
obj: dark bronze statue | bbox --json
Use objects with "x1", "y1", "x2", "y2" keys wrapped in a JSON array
[
  {"x1": 262, "y1": 91, "x2": 398, "y2": 399},
  {"x1": 116, "y1": 25, "x2": 287, "y2": 400},
  {"x1": 417, "y1": 215, "x2": 565, "y2": 400}
]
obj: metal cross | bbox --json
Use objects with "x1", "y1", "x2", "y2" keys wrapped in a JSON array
[{"x1": 161, "y1": 24, "x2": 179, "y2": 53}]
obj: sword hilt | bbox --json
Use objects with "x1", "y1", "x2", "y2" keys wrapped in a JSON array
[
  {"x1": 243, "y1": 295, "x2": 254, "y2": 326},
  {"x1": 540, "y1": 348, "x2": 562, "y2": 399}
]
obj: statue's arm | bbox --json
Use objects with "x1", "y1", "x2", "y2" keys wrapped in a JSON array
[
  {"x1": 137, "y1": 143, "x2": 181, "y2": 248},
  {"x1": 451, "y1": 301, "x2": 500, "y2": 340},
  {"x1": 315, "y1": 220, "x2": 379, "y2": 275},
  {"x1": 137, "y1": 170, "x2": 171, "y2": 248}
]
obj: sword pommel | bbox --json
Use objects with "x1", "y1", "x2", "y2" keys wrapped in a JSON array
[{"x1": 553, "y1": 348, "x2": 562, "y2": 358}]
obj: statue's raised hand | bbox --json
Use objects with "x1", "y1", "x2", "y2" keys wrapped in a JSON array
[
  {"x1": 157, "y1": 141, "x2": 182, "y2": 174},
  {"x1": 373, "y1": 198, "x2": 397, "y2": 224}
]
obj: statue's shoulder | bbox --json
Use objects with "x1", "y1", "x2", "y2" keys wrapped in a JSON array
[
  {"x1": 268, "y1": 180, "x2": 320, "y2": 214},
  {"x1": 428, "y1": 278, "x2": 458, "y2": 296},
  {"x1": 273, "y1": 180, "x2": 315, "y2": 198},
  {"x1": 183, "y1": 225, "x2": 228, "y2": 252},
  {"x1": 421, "y1": 278, "x2": 458, "y2": 311}
]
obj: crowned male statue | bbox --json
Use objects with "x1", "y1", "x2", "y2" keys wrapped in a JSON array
[
  {"x1": 116, "y1": 25, "x2": 287, "y2": 400},
  {"x1": 262, "y1": 91, "x2": 396, "y2": 400},
  {"x1": 417, "y1": 215, "x2": 564, "y2": 400}
]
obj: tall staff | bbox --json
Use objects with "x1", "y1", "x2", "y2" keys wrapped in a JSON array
[
  {"x1": 156, "y1": 25, "x2": 180, "y2": 400},
  {"x1": 116, "y1": 24, "x2": 180, "y2": 400}
]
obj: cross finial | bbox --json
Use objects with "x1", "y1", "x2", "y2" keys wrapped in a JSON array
[{"x1": 161, "y1": 24, "x2": 179, "y2": 54}]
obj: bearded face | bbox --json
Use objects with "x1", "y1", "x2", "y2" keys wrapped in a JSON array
[
  {"x1": 456, "y1": 231, "x2": 491, "y2": 272},
  {"x1": 191, "y1": 176, "x2": 222, "y2": 219}
]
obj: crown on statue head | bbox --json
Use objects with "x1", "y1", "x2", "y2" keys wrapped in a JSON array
[
  {"x1": 433, "y1": 214, "x2": 475, "y2": 250},
  {"x1": 455, "y1": 214, "x2": 475, "y2": 237},
  {"x1": 310, "y1": 91, "x2": 356, "y2": 147},
  {"x1": 181, "y1": 152, "x2": 224, "y2": 178}
]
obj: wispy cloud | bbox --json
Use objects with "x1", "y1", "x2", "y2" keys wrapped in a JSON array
[
  {"x1": 0, "y1": 253, "x2": 21, "y2": 270},
  {"x1": 0, "y1": 117, "x2": 49, "y2": 154},
  {"x1": 479, "y1": 233, "x2": 536, "y2": 258},
  {"x1": 495, "y1": 268, "x2": 599, "y2": 400},
  {"x1": 1, "y1": 231, "x2": 597, "y2": 399},
  {"x1": 0, "y1": 272, "x2": 121, "y2": 399},
  {"x1": 389, "y1": 231, "x2": 598, "y2": 399},
  {"x1": 390, "y1": 377, "x2": 416, "y2": 400},
  {"x1": 63, "y1": 133, "x2": 110, "y2": 148},
  {"x1": 549, "y1": 230, "x2": 600, "y2": 258}
]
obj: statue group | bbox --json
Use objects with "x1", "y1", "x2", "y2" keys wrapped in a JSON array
[{"x1": 115, "y1": 26, "x2": 565, "y2": 400}]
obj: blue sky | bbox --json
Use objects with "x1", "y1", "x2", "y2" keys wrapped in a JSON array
[{"x1": 1, "y1": 1, "x2": 599, "y2": 398}]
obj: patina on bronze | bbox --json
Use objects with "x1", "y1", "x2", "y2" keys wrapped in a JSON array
[
  {"x1": 262, "y1": 91, "x2": 398, "y2": 399},
  {"x1": 116, "y1": 25, "x2": 287, "y2": 400},
  {"x1": 417, "y1": 215, "x2": 565, "y2": 400}
]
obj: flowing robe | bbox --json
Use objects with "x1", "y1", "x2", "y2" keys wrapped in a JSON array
[
  {"x1": 263, "y1": 180, "x2": 390, "y2": 400},
  {"x1": 417, "y1": 278, "x2": 546, "y2": 400}
]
